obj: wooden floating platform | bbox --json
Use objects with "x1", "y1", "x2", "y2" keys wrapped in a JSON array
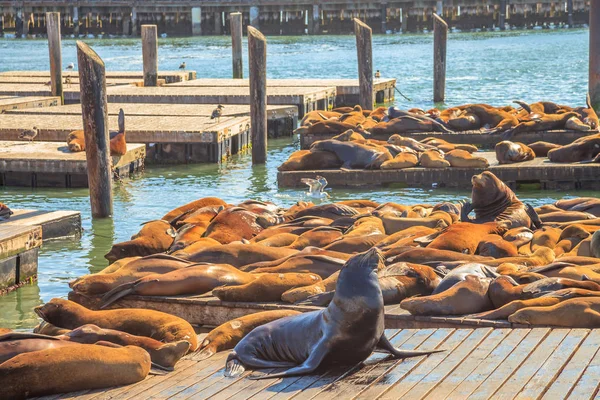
[
  {"x1": 0, "y1": 225, "x2": 41, "y2": 294},
  {"x1": 170, "y1": 77, "x2": 396, "y2": 106},
  {"x1": 6, "y1": 103, "x2": 298, "y2": 139},
  {"x1": 0, "y1": 114, "x2": 251, "y2": 163},
  {"x1": 1, "y1": 209, "x2": 81, "y2": 240},
  {"x1": 0, "y1": 76, "x2": 158, "y2": 87},
  {"x1": 278, "y1": 152, "x2": 600, "y2": 190},
  {"x1": 105, "y1": 85, "x2": 337, "y2": 118},
  {"x1": 0, "y1": 141, "x2": 145, "y2": 188},
  {"x1": 0, "y1": 70, "x2": 195, "y2": 83},
  {"x1": 0, "y1": 83, "x2": 83, "y2": 103},
  {"x1": 0, "y1": 95, "x2": 60, "y2": 112},
  {"x1": 31, "y1": 327, "x2": 600, "y2": 400},
  {"x1": 300, "y1": 128, "x2": 595, "y2": 149}
]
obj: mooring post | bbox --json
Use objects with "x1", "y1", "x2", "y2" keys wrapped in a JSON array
[
  {"x1": 76, "y1": 41, "x2": 113, "y2": 218},
  {"x1": 231, "y1": 12, "x2": 243, "y2": 79},
  {"x1": 591, "y1": 0, "x2": 600, "y2": 110},
  {"x1": 353, "y1": 18, "x2": 374, "y2": 110},
  {"x1": 433, "y1": 14, "x2": 448, "y2": 103},
  {"x1": 567, "y1": 0, "x2": 574, "y2": 27},
  {"x1": 46, "y1": 12, "x2": 64, "y2": 105},
  {"x1": 498, "y1": 0, "x2": 506, "y2": 29},
  {"x1": 248, "y1": 26, "x2": 267, "y2": 165},
  {"x1": 141, "y1": 25, "x2": 158, "y2": 86}
]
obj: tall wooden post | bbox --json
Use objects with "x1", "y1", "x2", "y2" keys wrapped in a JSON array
[
  {"x1": 231, "y1": 12, "x2": 243, "y2": 79},
  {"x1": 353, "y1": 18, "x2": 373, "y2": 110},
  {"x1": 76, "y1": 41, "x2": 113, "y2": 218},
  {"x1": 141, "y1": 25, "x2": 158, "y2": 86},
  {"x1": 591, "y1": 1, "x2": 600, "y2": 110},
  {"x1": 46, "y1": 12, "x2": 63, "y2": 104},
  {"x1": 433, "y1": 14, "x2": 447, "y2": 103},
  {"x1": 498, "y1": 0, "x2": 506, "y2": 29},
  {"x1": 567, "y1": 0, "x2": 574, "y2": 27},
  {"x1": 248, "y1": 26, "x2": 267, "y2": 165}
]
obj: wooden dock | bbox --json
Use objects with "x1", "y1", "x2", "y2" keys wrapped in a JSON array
[
  {"x1": 169, "y1": 78, "x2": 396, "y2": 106},
  {"x1": 105, "y1": 85, "x2": 336, "y2": 118},
  {"x1": 6, "y1": 103, "x2": 298, "y2": 138},
  {"x1": 1, "y1": 209, "x2": 81, "y2": 240},
  {"x1": 277, "y1": 152, "x2": 600, "y2": 190},
  {"x1": 0, "y1": 141, "x2": 145, "y2": 187},
  {"x1": 0, "y1": 224, "x2": 41, "y2": 294},
  {"x1": 30, "y1": 327, "x2": 600, "y2": 399},
  {"x1": 0, "y1": 114, "x2": 251, "y2": 163},
  {"x1": 299, "y1": 128, "x2": 595, "y2": 150},
  {"x1": 0, "y1": 82, "x2": 83, "y2": 103},
  {"x1": 0, "y1": 70, "x2": 195, "y2": 83},
  {"x1": 0, "y1": 95, "x2": 60, "y2": 112}
]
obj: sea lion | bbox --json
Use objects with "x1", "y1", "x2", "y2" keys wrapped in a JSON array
[
  {"x1": 186, "y1": 243, "x2": 298, "y2": 268},
  {"x1": 281, "y1": 271, "x2": 341, "y2": 304},
  {"x1": 401, "y1": 275, "x2": 493, "y2": 316},
  {"x1": 58, "y1": 324, "x2": 190, "y2": 370},
  {"x1": 0, "y1": 344, "x2": 150, "y2": 399},
  {"x1": 278, "y1": 150, "x2": 342, "y2": 171},
  {"x1": 287, "y1": 227, "x2": 344, "y2": 250},
  {"x1": 256, "y1": 233, "x2": 299, "y2": 247},
  {"x1": 419, "y1": 149, "x2": 451, "y2": 168},
  {"x1": 174, "y1": 205, "x2": 222, "y2": 229},
  {"x1": 504, "y1": 111, "x2": 580, "y2": 138},
  {"x1": 447, "y1": 112, "x2": 481, "y2": 131},
  {"x1": 531, "y1": 226, "x2": 562, "y2": 251},
  {"x1": 495, "y1": 141, "x2": 535, "y2": 164},
  {"x1": 0, "y1": 332, "x2": 81, "y2": 364},
  {"x1": 471, "y1": 297, "x2": 563, "y2": 320},
  {"x1": 203, "y1": 207, "x2": 264, "y2": 244},
  {"x1": 300, "y1": 111, "x2": 341, "y2": 126},
  {"x1": 433, "y1": 263, "x2": 498, "y2": 294},
  {"x1": 565, "y1": 116, "x2": 593, "y2": 131},
  {"x1": 387, "y1": 135, "x2": 436, "y2": 152},
  {"x1": 540, "y1": 211, "x2": 595, "y2": 223},
  {"x1": 555, "y1": 197, "x2": 600, "y2": 216},
  {"x1": 292, "y1": 203, "x2": 359, "y2": 220},
  {"x1": 66, "y1": 130, "x2": 85, "y2": 152},
  {"x1": 547, "y1": 134, "x2": 600, "y2": 163},
  {"x1": 444, "y1": 149, "x2": 489, "y2": 168},
  {"x1": 35, "y1": 298, "x2": 198, "y2": 350},
  {"x1": 331, "y1": 129, "x2": 365, "y2": 142},
  {"x1": 196, "y1": 310, "x2": 301, "y2": 360},
  {"x1": 528, "y1": 141, "x2": 561, "y2": 157},
  {"x1": 295, "y1": 120, "x2": 356, "y2": 138},
  {"x1": 168, "y1": 224, "x2": 210, "y2": 253},
  {"x1": 477, "y1": 234, "x2": 519, "y2": 258},
  {"x1": 248, "y1": 254, "x2": 346, "y2": 279},
  {"x1": 100, "y1": 263, "x2": 257, "y2": 308},
  {"x1": 377, "y1": 226, "x2": 437, "y2": 249},
  {"x1": 376, "y1": 212, "x2": 449, "y2": 234},
  {"x1": 424, "y1": 222, "x2": 505, "y2": 255},
  {"x1": 508, "y1": 297, "x2": 600, "y2": 327},
  {"x1": 380, "y1": 152, "x2": 419, "y2": 169},
  {"x1": 461, "y1": 104, "x2": 519, "y2": 134},
  {"x1": 171, "y1": 237, "x2": 223, "y2": 258},
  {"x1": 386, "y1": 247, "x2": 493, "y2": 265},
  {"x1": 324, "y1": 234, "x2": 387, "y2": 254},
  {"x1": 212, "y1": 272, "x2": 321, "y2": 302},
  {"x1": 33, "y1": 321, "x2": 70, "y2": 336},
  {"x1": 161, "y1": 197, "x2": 227, "y2": 223},
  {"x1": 310, "y1": 140, "x2": 392, "y2": 169},
  {"x1": 104, "y1": 220, "x2": 176, "y2": 263},
  {"x1": 224, "y1": 248, "x2": 441, "y2": 379},
  {"x1": 592, "y1": 230, "x2": 600, "y2": 258},
  {"x1": 371, "y1": 114, "x2": 453, "y2": 135},
  {"x1": 109, "y1": 108, "x2": 127, "y2": 156}
]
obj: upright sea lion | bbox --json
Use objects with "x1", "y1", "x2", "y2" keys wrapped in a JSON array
[
  {"x1": 508, "y1": 297, "x2": 600, "y2": 327},
  {"x1": 528, "y1": 141, "x2": 561, "y2": 157},
  {"x1": 104, "y1": 220, "x2": 176, "y2": 263},
  {"x1": 495, "y1": 141, "x2": 535, "y2": 164},
  {"x1": 35, "y1": 298, "x2": 198, "y2": 350},
  {"x1": 212, "y1": 272, "x2": 321, "y2": 302},
  {"x1": 196, "y1": 310, "x2": 301, "y2": 360},
  {"x1": 0, "y1": 344, "x2": 150, "y2": 399},
  {"x1": 225, "y1": 248, "x2": 441, "y2": 379}
]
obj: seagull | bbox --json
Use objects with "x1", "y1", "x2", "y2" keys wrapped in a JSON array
[
  {"x1": 179, "y1": 62, "x2": 186, "y2": 71},
  {"x1": 44, "y1": 80, "x2": 52, "y2": 86},
  {"x1": 375, "y1": 70, "x2": 381, "y2": 79},
  {"x1": 64, "y1": 76, "x2": 72, "y2": 88},
  {"x1": 66, "y1": 62, "x2": 74, "y2": 72},
  {"x1": 19, "y1": 127, "x2": 38, "y2": 142},
  {"x1": 0, "y1": 202, "x2": 13, "y2": 220},
  {"x1": 211, "y1": 104, "x2": 224, "y2": 123},
  {"x1": 301, "y1": 175, "x2": 330, "y2": 198}
]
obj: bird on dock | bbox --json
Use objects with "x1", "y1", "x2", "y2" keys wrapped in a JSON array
[
  {"x1": 0, "y1": 202, "x2": 13, "y2": 221},
  {"x1": 19, "y1": 127, "x2": 38, "y2": 142},
  {"x1": 301, "y1": 175, "x2": 330, "y2": 198},
  {"x1": 66, "y1": 62, "x2": 74, "y2": 72},
  {"x1": 211, "y1": 104, "x2": 224, "y2": 124},
  {"x1": 179, "y1": 62, "x2": 186, "y2": 71},
  {"x1": 44, "y1": 80, "x2": 52, "y2": 87},
  {"x1": 64, "y1": 76, "x2": 72, "y2": 88},
  {"x1": 375, "y1": 70, "x2": 381, "y2": 79},
  {"x1": 109, "y1": 109, "x2": 127, "y2": 156}
]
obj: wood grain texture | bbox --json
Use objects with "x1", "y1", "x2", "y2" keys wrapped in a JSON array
[
  {"x1": 230, "y1": 13, "x2": 243, "y2": 79},
  {"x1": 353, "y1": 18, "x2": 374, "y2": 110},
  {"x1": 46, "y1": 12, "x2": 63, "y2": 104},
  {"x1": 141, "y1": 25, "x2": 158, "y2": 87},
  {"x1": 433, "y1": 14, "x2": 448, "y2": 103},
  {"x1": 248, "y1": 26, "x2": 268, "y2": 164}
]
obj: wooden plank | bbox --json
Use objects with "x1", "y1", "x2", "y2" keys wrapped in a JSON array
[
  {"x1": 248, "y1": 26, "x2": 268, "y2": 165},
  {"x1": 0, "y1": 70, "x2": 193, "y2": 83},
  {"x1": 463, "y1": 328, "x2": 551, "y2": 400},
  {"x1": 0, "y1": 96, "x2": 60, "y2": 112},
  {"x1": 424, "y1": 329, "x2": 511, "y2": 399},
  {"x1": 0, "y1": 224, "x2": 42, "y2": 259},
  {"x1": 1, "y1": 209, "x2": 81, "y2": 240},
  {"x1": 566, "y1": 338, "x2": 600, "y2": 400},
  {"x1": 542, "y1": 330, "x2": 600, "y2": 400},
  {"x1": 517, "y1": 329, "x2": 589, "y2": 400}
]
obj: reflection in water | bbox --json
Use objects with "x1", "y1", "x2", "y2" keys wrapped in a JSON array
[{"x1": 88, "y1": 216, "x2": 116, "y2": 274}]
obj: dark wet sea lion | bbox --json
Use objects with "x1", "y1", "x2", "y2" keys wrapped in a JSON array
[
  {"x1": 225, "y1": 248, "x2": 441, "y2": 379},
  {"x1": 212, "y1": 272, "x2": 322, "y2": 302},
  {"x1": 248, "y1": 254, "x2": 346, "y2": 279},
  {"x1": 0, "y1": 332, "x2": 80, "y2": 364},
  {"x1": 0, "y1": 344, "x2": 150, "y2": 399},
  {"x1": 295, "y1": 120, "x2": 356, "y2": 137},
  {"x1": 186, "y1": 244, "x2": 298, "y2": 268},
  {"x1": 433, "y1": 263, "x2": 498, "y2": 294},
  {"x1": 292, "y1": 203, "x2": 359, "y2": 220},
  {"x1": 35, "y1": 298, "x2": 198, "y2": 350},
  {"x1": 495, "y1": 141, "x2": 535, "y2": 164},
  {"x1": 197, "y1": 310, "x2": 301, "y2": 360},
  {"x1": 310, "y1": 139, "x2": 392, "y2": 169},
  {"x1": 547, "y1": 134, "x2": 600, "y2": 163},
  {"x1": 508, "y1": 297, "x2": 600, "y2": 327},
  {"x1": 278, "y1": 150, "x2": 342, "y2": 171},
  {"x1": 104, "y1": 220, "x2": 176, "y2": 263},
  {"x1": 528, "y1": 141, "x2": 561, "y2": 157}
]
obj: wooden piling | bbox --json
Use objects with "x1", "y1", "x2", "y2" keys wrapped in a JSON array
[
  {"x1": 247, "y1": 26, "x2": 267, "y2": 165},
  {"x1": 353, "y1": 18, "x2": 374, "y2": 110},
  {"x1": 590, "y1": 0, "x2": 600, "y2": 110},
  {"x1": 141, "y1": 25, "x2": 158, "y2": 87},
  {"x1": 230, "y1": 12, "x2": 243, "y2": 79},
  {"x1": 433, "y1": 14, "x2": 448, "y2": 103},
  {"x1": 46, "y1": 12, "x2": 63, "y2": 105},
  {"x1": 76, "y1": 41, "x2": 113, "y2": 218}
]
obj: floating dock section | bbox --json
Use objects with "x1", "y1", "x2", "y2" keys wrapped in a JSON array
[
  {"x1": 0, "y1": 95, "x2": 60, "y2": 112},
  {"x1": 0, "y1": 70, "x2": 195, "y2": 83},
  {"x1": 0, "y1": 225, "x2": 41, "y2": 294},
  {"x1": 278, "y1": 152, "x2": 600, "y2": 190},
  {"x1": 2, "y1": 210, "x2": 81, "y2": 240},
  {"x1": 0, "y1": 141, "x2": 145, "y2": 187}
]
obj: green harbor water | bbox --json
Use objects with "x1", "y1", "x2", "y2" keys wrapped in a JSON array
[{"x1": 0, "y1": 29, "x2": 597, "y2": 329}]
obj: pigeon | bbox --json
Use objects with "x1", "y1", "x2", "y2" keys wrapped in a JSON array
[
  {"x1": 19, "y1": 127, "x2": 38, "y2": 142},
  {"x1": 301, "y1": 175, "x2": 330, "y2": 198}
]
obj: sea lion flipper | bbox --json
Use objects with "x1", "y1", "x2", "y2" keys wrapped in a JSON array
[{"x1": 376, "y1": 334, "x2": 444, "y2": 358}]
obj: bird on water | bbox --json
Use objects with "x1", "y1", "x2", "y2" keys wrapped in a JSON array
[
  {"x1": 19, "y1": 127, "x2": 38, "y2": 142},
  {"x1": 179, "y1": 62, "x2": 186, "y2": 71},
  {"x1": 66, "y1": 62, "x2": 74, "y2": 72},
  {"x1": 211, "y1": 104, "x2": 224, "y2": 124},
  {"x1": 301, "y1": 175, "x2": 330, "y2": 198}
]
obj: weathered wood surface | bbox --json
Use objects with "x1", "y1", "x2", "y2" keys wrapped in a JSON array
[
  {"x1": 30, "y1": 328, "x2": 600, "y2": 400},
  {"x1": 0, "y1": 114, "x2": 251, "y2": 144},
  {"x1": 433, "y1": 14, "x2": 448, "y2": 103},
  {"x1": 0, "y1": 76, "x2": 159, "y2": 86},
  {"x1": 1, "y1": 209, "x2": 81, "y2": 240},
  {"x1": 0, "y1": 70, "x2": 194, "y2": 83},
  {"x1": 354, "y1": 18, "x2": 374, "y2": 110},
  {"x1": 0, "y1": 96, "x2": 60, "y2": 112},
  {"x1": 0, "y1": 225, "x2": 42, "y2": 261},
  {"x1": 590, "y1": 0, "x2": 600, "y2": 110},
  {"x1": 278, "y1": 152, "x2": 600, "y2": 190},
  {"x1": 248, "y1": 26, "x2": 267, "y2": 165},
  {"x1": 300, "y1": 127, "x2": 595, "y2": 149},
  {"x1": 0, "y1": 141, "x2": 145, "y2": 187},
  {"x1": 141, "y1": 25, "x2": 158, "y2": 87},
  {"x1": 46, "y1": 12, "x2": 63, "y2": 104},
  {"x1": 230, "y1": 12, "x2": 243, "y2": 79}
]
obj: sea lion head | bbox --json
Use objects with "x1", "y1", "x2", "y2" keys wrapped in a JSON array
[
  {"x1": 335, "y1": 248, "x2": 384, "y2": 305},
  {"x1": 471, "y1": 171, "x2": 515, "y2": 210},
  {"x1": 34, "y1": 298, "x2": 76, "y2": 326}
]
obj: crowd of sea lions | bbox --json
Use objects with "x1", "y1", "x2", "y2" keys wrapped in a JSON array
[
  {"x1": 283, "y1": 101, "x2": 600, "y2": 171},
  {"x1": 2, "y1": 170, "x2": 600, "y2": 396}
]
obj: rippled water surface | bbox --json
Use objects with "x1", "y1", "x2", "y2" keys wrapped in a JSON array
[{"x1": 0, "y1": 29, "x2": 596, "y2": 328}]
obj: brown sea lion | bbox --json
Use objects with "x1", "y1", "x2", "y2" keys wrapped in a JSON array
[
  {"x1": 300, "y1": 110, "x2": 341, "y2": 126},
  {"x1": 471, "y1": 297, "x2": 562, "y2": 320},
  {"x1": 331, "y1": 129, "x2": 365, "y2": 142},
  {"x1": 592, "y1": 230, "x2": 600, "y2": 258},
  {"x1": 278, "y1": 150, "x2": 342, "y2": 171},
  {"x1": 109, "y1": 108, "x2": 127, "y2": 156},
  {"x1": 386, "y1": 247, "x2": 493, "y2": 265},
  {"x1": 377, "y1": 226, "x2": 438, "y2": 249},
  {"x1": 100, "y1": 263, "x2": 257, "y2": 308},
  {"x1": 531, "y1": 226, "x2": 562, "y2": 251},
  {"x1": 445, "y1": 149, "x2": 489, "y2": 168},
  {"x1": 35, "y1": 298, "x2": 198, "y2": 350},
  {"x1": 248, "y1": 254, "x2": 346, "y2": 279},
  {"x1": 565, "y1": 116, "x2": 593, "y2": 131},
  {"x1": 380, "y1": 152, "x2": 419, "y2": 169},
  {"x1": 461, "y1": 104, "x2": 519, "y2": 134},
  {"x1": 174, "y1": 205, "x2": 222, "y2": 229},
  {"x1": 555, "y1": 197, "x2": 600, "y2": 216},
  {"x1": 295, "y1": 120, "x2": 356, "y2": 137},
  {"x1": 540, "y1": 211, "x2": 595, "y2": 223},
  {"x1": 505, "y1": 111, "x2": 580, "y2": 138},
  {"x1": 310, "y1": 139, "x2": 392, "y2": 169},
  {"x1": 292, "y1": 203, "x2": 359, "y2": 220},
  {"x1": 171, "y1": 237, "x2": 223, "y2": 258},
  {"x1": 495, "y1": 141, "x2": 535, "y2": 164},
  {"x1": 376, "y1": 212, "x2": 449, "y2": 234},
  {"x1": 387, "y1": 134, "x2": 436, "y2": 152},
  {"x1": 424, "y1": 222, "x2": 505, "y2": 254},
  {"x1": 400, "y1": 275, "x2": 492, "y2": 316},
  {"x1": 0, "y1": 332, "x2": 81, "y2": 364},
  {"x1": 161, "y1": 197, "x2": 227, "y2": 223},
  {"x1": 547, "y1": 134, "x2": 600, "y2": 163},
  {"x1": 256, "y1": 233, "x2": 299, "y2": 247},
  {"x1": 447, "y1": 112, "x2": 481, "y2": 131},
  {"x1": 33, "y1": 321, "x2": 70, "y2": 336},
  {"x1": 203, "y1": 207, "x2": 264, "y2": 244},
  {"x1": 168, "y1": 224, "x2": 209, "y2": 253},
  {"x1": 324, "y1": 234, "x2": 388, "y2": 254},
  {"x1": 281, "y1": 270, "x2": 340, "y2": 304},
  {"x1": 66, "y1": 130, "x2": 85, "y2": 152},
  {"x1": 58, "y1": 324, "x2": 190, "y2": 370},
  {"x1": 528, "y1": 141, "x2": 561, "y2": 157},
  {"x1": 196, "y1": 310, "x2": 302, "y2": 360},
  {"x1": 370, "y1": 115, "x2": 452, "y2": 135},
  {"x1": 419, "y1": 149, "x2": 451, "y2": 168},
  {"x1": 186, "y1": 243, "x2": 298, "y2": 268},
  {"x1": 554, "y1": 225, "x2": 591, "y2": 256},
  {"x1": 104, "y1": 220, "x2": 176, "y2": 263},
  {"x1": 477, "y1": 234, "x2": 519, "y2": 258},
  {"x1": 287, "y1": 227, "x2": 343, "y2": 250},
  {"x1": 212, "y1": 272, "x2": 321, "y2": 302},
  {"x1": 502, "y1": 227, "x2": 534, "y2": 248},
  {"x1": 0, "y1": 344, "x2": 150, "y2": 399},
  {"x1": 508, "y1": 297, "x2": 600, "y2": 327}
]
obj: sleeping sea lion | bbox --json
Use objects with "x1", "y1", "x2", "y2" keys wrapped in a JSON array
[
  {"x1": 278, "y1": 150, "x2": 342, "y2": 171},
  {"x1": 508, "y1": 297, "x2": 600, "y2": 327},
  {"x1": 161, "y1": 197, "x2": 227, "y2": 224},
  {"x1": 104, "y1": 220, "x2": 176, "y2": 263},
  {"x1": 444, "y1": 149, "x2": 489, "y2": 168},
  {"x1": 419, "y1": 149, "x2": 451, "y2": 168},
  {"x1": 528, "y1": 141, "x2": 561, "y2": 157},
  {"x1": 547, "y1": 134, "x2": 600, "y2": 163},
  {"x1": 212, "y1": 273, "x2": 321, "y2": 302},
  {"x1": 310, "y1": 140, "x2": 392, "y2": 169},
  {"x1": 495, "y1": 141, "x2": 535, "y2": 164}
]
